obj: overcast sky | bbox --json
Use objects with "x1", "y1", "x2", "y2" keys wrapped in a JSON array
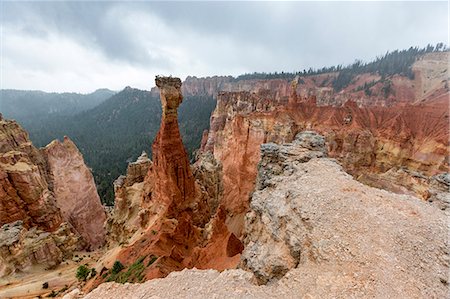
[{"x1": 1, "y1": 1, "x2": 448, "y2": 93}]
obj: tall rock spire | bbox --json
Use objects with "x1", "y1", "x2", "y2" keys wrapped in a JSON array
[{"x1": 152, "y1": 76, "x2": 196, "y2": 215}]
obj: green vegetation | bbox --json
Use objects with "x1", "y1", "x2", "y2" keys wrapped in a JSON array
[
  {"x1": 105, "y1": 257, "x2": 150, "y2": 283},
  {"x1": 111, "y1": 261, "x2": 125, "y2": 275},
  {"x1": 0, "y1": 89, "x2": 115, "y2": 128},
  {"x1": 147, "y1": 255, "x2": 158, "y2": 267},
  {"x1": 90, "y1": 268, "x2": 97, "y2": 278},
  {"x1": 75, "y1": 265, "x2": 90, "y2": 281},
  {"x1": 111, "y1": 257, "x2": 145, "y2": 283}
]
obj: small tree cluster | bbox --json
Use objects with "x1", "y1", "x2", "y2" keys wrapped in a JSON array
[{"x1": 76, "y1": 265, "x2": 90, "y2": 281}]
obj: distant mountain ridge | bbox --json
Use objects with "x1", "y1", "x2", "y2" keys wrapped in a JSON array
[{"x1": 0, "y1": 88, "x2": 116, "y2": 126}]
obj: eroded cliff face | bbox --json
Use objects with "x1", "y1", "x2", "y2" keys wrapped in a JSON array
[
  {"x1": 199, "y1": 54, "x2": 449, "y2": 224},
  {"x1": 100, "y1": 77, "x2": 242, "y2": 288},
  {"x1": 0, "y1": 115, "x2": 105, "y2": 276},
  {"x1": 43, "y1": 137, "x2": 106, "y2": 249},
  {"x1": 0, "y1": 116, "x2": 62, "y2": 231}
]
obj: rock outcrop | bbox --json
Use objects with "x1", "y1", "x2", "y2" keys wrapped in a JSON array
[
  {"x1": 100, "y1": 77, "x2": 242, "y2": 288},
  {"x1": 84, "y1": 131, "x2": 448, "y2": 299},
  {"x1": 0, "y1": 220, "x2": 80, "y2": 277},
  {"x1": 43, "y1": 137, "x2": 106, "y2": 249},
  {"x1": 106, "y1": 151, "x2": 153, "y2": 245},
  {"x1": 0, "y1": 117, "x2": 105, "y2": 276},
  {"x1": 239, "y1": 131, "x2": 448, "y2": 297},
  {"x1": 0, "y1": 117, "x2": 62, "y2": 231}
]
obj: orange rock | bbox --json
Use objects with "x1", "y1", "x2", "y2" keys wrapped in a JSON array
[
  {"x1": 0, "y1": 118, "x2": 62, "y2": 231},
  {"x1": 152, "y1": 76, "x2": 197, "y2": 216},
  {"x1": 108, "y1": 77, "x2": 242, "y2": 286},
  {"x1": 0, "y1": 117, "x2": 103, "y2": 276}
]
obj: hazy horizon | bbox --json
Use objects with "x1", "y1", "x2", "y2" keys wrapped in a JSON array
[{"x1": 1, "y1": 1, "x2": 448, "y2": 93}]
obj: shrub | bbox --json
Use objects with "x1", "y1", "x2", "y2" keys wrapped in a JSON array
[
  {"x1": 147, "y1": 255, "x2": 158, "y2": 267},
  {"x1": 42, "y1": 282, "x2": 49, "y2": 289},
  {"x1": 111, "y1": 261, "x2": 124, "y2": 275},
  {"x1": 76, "y1": 265, "x2": 90, "y2": 281},
  {"x1": 90, "y1": 268, "x2": 97, "y2": 278},
  {"x1": 113, "y1": 257, "x2": 146, "y2": 283}
]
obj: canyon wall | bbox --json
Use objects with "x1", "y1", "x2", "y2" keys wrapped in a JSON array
[
  {"x1": 0, "y1": 115, "x2": 105, "y2": 276},
  {"x1": 199, "y1": 53, "x2": 449, "y2": 229}
]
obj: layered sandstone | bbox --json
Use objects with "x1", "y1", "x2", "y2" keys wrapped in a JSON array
[
  {"x1": 0, "y1": 116, "x2": 62, "y2": 231},
  {"x1": 0, "y1": 116, "x2": 105, "y2": 275},
  {"x1": 199, "y1": 54, "x2": 449, "y2": 230}
]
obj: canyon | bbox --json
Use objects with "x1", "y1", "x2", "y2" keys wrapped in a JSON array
[
  {"x1": 87, "y1": 51, "x2": 448, "y2": 296},
  {"x1": 85, "y1": 131, "x2": 449, "y2": 298},
  {"x1": 0, "y1": 51, "x2": 448, "y2": 298}
]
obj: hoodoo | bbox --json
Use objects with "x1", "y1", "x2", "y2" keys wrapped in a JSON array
[
  {"x1": 102, "y1": 76, "x2": 240, "y2": 287},
  {"x1": 152, "y1": 76, "x2": 196, "y2": 216}
]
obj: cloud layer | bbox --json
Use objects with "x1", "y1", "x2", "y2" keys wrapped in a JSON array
[{"x1": 1, "y1": 1, "x2": 448, "y2": 92}]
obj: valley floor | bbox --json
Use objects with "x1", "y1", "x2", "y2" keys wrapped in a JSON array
[{"x1": 0, "y1": 251, "x2": 101, "y2": 299}]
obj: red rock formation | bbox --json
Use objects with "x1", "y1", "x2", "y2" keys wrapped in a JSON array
[
  {"x1": 100, "y1": 77, "x2": 242, "y2": 288},
  {"x1": 0, "y1": 116, "x2": 106, "y2": 276},
  {"x1": 198, "y1": 52, "x2": 449, "y2": 240},
  {"x1": 151, "y1": 76, "x2": 197, "y2": 218},
  {"x1": 202, "y1": 90, "x2": 448, "y2": 221},
  {"x1": 182, "y1": 76, "x2": 234, "y2": 97},
  {"x1": 43, "y1": 137, "x2": 106, "y2": 249},
  {"x1": 0, "y1": 117, "x2": 62, "y2": 231},
  {"x1": 101, "y1": 53, "x2": 448, "y2": 287}
]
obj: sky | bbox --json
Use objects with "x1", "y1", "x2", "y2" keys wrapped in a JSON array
[{"x1": 1, "y1": 1, "x2": 448, "y2": 93}]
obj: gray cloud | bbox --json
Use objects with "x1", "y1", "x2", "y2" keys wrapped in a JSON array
[{"x1": 1, "y1": 1, "x2": 447, "y2": 92}]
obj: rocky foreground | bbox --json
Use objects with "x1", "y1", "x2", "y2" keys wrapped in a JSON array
[{"x1": 83, "y1": 132, "x2": 449, "y2": 298}]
